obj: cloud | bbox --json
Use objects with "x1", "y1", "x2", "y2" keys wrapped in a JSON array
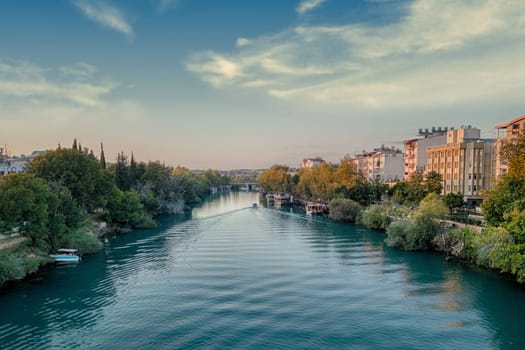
[
  {"x1": 236, "y1": 37, "x2": 251, "y2": 47},
  {"x1": 157, "y1": 0, "x2": 181, "y2": 12},
  {"x1": 187, "y1": 0, "x2": 525, "y2": 110},
  {"x1": 297, "y1": 0, "x2": 327, "y2": 15},
  {"x1": 73, "y1": 0, "x2": 133, "y2": 39},
  {"x1": 0, "y1": 58, "x2": 118, "y2": 108}
]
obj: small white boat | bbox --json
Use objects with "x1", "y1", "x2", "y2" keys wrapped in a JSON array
[{"x1": 50, "y1": 249, "x2": 81, "y2": 264}]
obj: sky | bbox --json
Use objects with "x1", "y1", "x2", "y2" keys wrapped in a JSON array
[{"x1": 1, "y1": 0, "x2": 524, "y2": 169}]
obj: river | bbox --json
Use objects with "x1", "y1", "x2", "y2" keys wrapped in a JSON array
[{"x1": 1, "y1": 192, "x2": 525, "y2": 349}]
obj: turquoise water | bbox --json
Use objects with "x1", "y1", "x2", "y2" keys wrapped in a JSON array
[{"x1": 1, "y1": 192, "x2": 525, "y2": 349}]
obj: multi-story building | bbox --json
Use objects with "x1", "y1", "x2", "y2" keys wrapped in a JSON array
[
  {"x1": 403, "y1": 131, "x2": 447, "y2": 180},
  {"x1": 494, "y1": 115, "x2": 525, "y2": 178},
  {"x1": 0, "y1": 150, "x2": 46, "y2": 175},
  {"x1": 301, "y1": 157, "x2": 325, "y2": 169},
  {"x1": 425, "y1": 126, "x2": 496, "y2": 206},
  {"x1": 352, "y1": 145, "x2": 403, "y2": 183}
]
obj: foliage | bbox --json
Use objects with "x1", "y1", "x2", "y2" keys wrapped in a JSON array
[
  {"x1": 259, "y1": 165, "x2": 293, "y2": 194},
  {"x1": 418, "y1": 193, "x2": 448, "y2": 219},
  {"x1": 386, "y1": 215, "x2": 440, "y2": 251},
  {"x1": 358, "y1": 204, "x2": 390, "y2": 230},
  {"x1": 58, "y1": 229, "x2": 103, "y2": 255},
  {"x1": 482, "y1": 177, "x2": 525, "y2": 226},
  {"x1": 444, "y1": 192, "x2": 466, "y2": 210},
  {"x1": 328, "y1": 199, "x2": 362, "y2": 222},
  {"x1": 28, "y1": 147, "x2": 112, "y2": 210},
  {"x1": 424, "y1": 171, "x2": 443, "y2": 194},
  {"x1": 0, "y1": 244, "x2": 48, "y2": 287},
  {"x1": 104, "y1": 188, "x2": 144, "y2": 228}
]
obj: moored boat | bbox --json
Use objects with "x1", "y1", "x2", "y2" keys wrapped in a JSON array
[{"x1": 49, "y1": 249, "x2": 81, "y2": 264}]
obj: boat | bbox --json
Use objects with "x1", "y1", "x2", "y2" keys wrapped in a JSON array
[
  {"x1": 49, "y1": 249, "x2": 81, "y2": 264},
  {"x1": 306, "y1": 202, "x2": 327, "y2": 215},
  {"x1": 252, "y1": 203, "x2": 259, "y2": 208}
]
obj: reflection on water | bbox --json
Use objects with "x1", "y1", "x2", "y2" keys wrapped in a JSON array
[{"x1": 1, "y1": 192, "x2": 525, "y2": 349}]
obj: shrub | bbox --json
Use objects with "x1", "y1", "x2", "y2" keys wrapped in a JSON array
[
  {"x1": 59, "y1": 230, "x2": 103, "y2": 255},
  {"x1": 329, "y1": 199, "x2": 363, "y2": 222},
  {"x1": 358, "y1": 204, "x2": 390, "y2": 230},
  {"x1": 386, "y1": 215, "x2": 440, "y2": 251}
]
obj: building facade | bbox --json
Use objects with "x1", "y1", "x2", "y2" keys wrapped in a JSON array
[
  {"x1": 403, "y1": 133, "x2": 447, "y2": 180},
  {"x1": 425, "y1": 126, "x2": 496, "y2": 206},
  {"x1": 0, "y1": 150, "x2": 46, "y2": 175},
  {"x1": 352, "y1": 146, "x2": 404, "y2": 183},
  {"x1": 301, "y1": 157, "x2": 325, "y2": 169},
  {"x1": 494, "y1": 115, "x2": 525, "y2": 178}
]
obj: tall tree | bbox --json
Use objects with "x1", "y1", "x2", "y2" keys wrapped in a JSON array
[
  {"x1": 114, "y1": 152, "x2": 131, "y2": 191},
  {"x1": 100, "y1": 142, "x2": 106, "y2": 169},
  {"x1": 72, "y1": 138, "x2": 78, "y2": 151}
]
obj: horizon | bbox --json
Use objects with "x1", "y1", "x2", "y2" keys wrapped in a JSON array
[{"x1": 1, "y1": 0, "x2": 524, "y2": 169}]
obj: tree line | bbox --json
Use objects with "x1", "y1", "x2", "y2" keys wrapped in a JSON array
[{"x1": 0, "y1": 140, "x2": 230, "y2": 252}]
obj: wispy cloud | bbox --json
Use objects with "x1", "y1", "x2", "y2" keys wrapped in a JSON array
[
  {"x1": 0, "y1": 59, "x2": 118, "y2": 107},
  {"x1": 73, "y1": 0, "x2": 133, "y2": 39},
  {"x1": 187, "y1": 0, "x2": 525, "y2": 110},
  {"x1": 297, "y1": 0, "x2": 327, "y2": 15},
  {"x1": 157, "y1": 0, "x2": 181, "y2": 12}
]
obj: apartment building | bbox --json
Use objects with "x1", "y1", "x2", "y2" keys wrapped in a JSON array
[
  {"x1": 301, "y1": 157, "x2": 325, "y2": 169},
  {"x1": 403, "y1": 131, "x2": 447, "y2": 180},
  {"x1": 352, "y1": 145, "x2": 403, "y2": 183},
  {"x1": 425, "y1": 126, "x2": 496, "y2": 206},
  {"x1": 494, "y1": 115, "x2": 525, "y2": 178}
]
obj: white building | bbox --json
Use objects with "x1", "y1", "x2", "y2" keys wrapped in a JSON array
[
  {"x1": 352, "y1": 146, "x2": 404, "y2": 183},
  {"x1": 403, "y1": 131, "x2": 447, "y2": 180},
  {"x1": 0, "y1": 150, "x2": 46, "y2": 175},
  {"x1": 301, "y1": 157, "x2": 325, "y2": 169}
]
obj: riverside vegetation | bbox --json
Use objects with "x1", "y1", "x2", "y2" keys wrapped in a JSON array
[
  {"x1": 259, "y1": 137, "x2": 525, "y2": 283},
  {"x1": 0, "y1": 140, "x2": 229, "y2": 287}
]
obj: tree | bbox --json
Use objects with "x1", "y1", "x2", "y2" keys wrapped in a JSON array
[
  {"x1": 259, "y1": 165, "x2": 293, "y2": 194},
  {"x1": 114, "y1": 152, "x2": 131, "y2": 191},
  {"x1": 0, "y1": 174, "x2": 51, "y2": 245},
  {"x1": 418, "y1": 193, "x2": 448, "y2": 219},
  {"x1": 425, "y1": 171, "x2": 443, "y2": 194},
  {"x1": 105, "y1": 188, "x2": 144, "y2": 228},
  {"x1": 329, "y1": 198, "x2": 362, "y2": 222},
  {"x1": 100, "y1": 142, "x2": 106, "y2": 170},
  {"x1": 28, "y1": 148, "x2": 112, "y2": 211},
  {"x1": 444, "y1": 192, "x2": 466, "y2": 210},
  {"x1": 482, "y1": 177, "x2": 525, "y2": 226}
]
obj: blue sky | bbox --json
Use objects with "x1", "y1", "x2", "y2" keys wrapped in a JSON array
[{"x1": 1, "y1": 0, "x2": 524, "y2": 169}]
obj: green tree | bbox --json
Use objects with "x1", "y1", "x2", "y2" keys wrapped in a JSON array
[
  {"x1": 329, "y1": 198, "x2": 362, "y2": 222},
  {"x1": 418, "y1": 193, "x2": 448, "y2": 219},
  {"x1": 28, "y1": 148, "x2": 112, "y2": 211},
  {"x1": 100, "y1": 142, "x2": 106, "y2": 170},
  {"x1": 482, "y1": 177, "x2": 525, "y2": 226},
  {"x1": 425, "y1": 171, "x2": 443, "y2": 194},
  {"x1": 114, "y1": 152, "x2": 131, "y2": 191},
  {"x1": 444, "y1": 192, "x2": 465, "y2": 210},
  {"x1": 105, "y1": 188, "x2": 144, "y2": 228}
]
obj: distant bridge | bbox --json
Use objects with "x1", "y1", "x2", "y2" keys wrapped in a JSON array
[{"x1": 210, "y1": 183, "x2": 260, "y2": 194}]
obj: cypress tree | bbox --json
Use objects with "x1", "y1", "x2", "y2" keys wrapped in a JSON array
[
  {"x1": 100, "y1": 142, "x2": 106, "y2": 169},
  {"x1": 72, "y1": 138, "x2": 78, "y2": 151}
]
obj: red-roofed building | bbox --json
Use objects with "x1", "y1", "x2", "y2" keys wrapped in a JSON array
[{"x1": 494, "y1": 115, "x2": 525, "y2": 177}]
